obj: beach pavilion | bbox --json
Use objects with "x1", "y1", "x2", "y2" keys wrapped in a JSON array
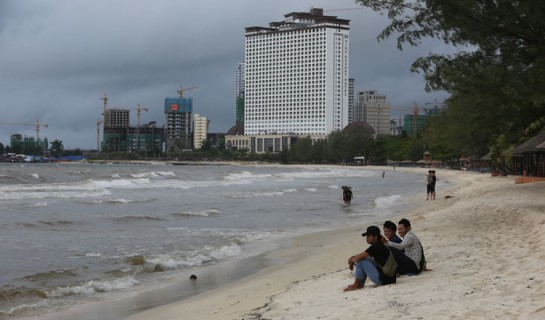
[{"x1": 512, "y1": 130, "x2": 545, "y2": 178}]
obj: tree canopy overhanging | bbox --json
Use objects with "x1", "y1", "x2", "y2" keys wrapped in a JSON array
[{"x1": 356, "y1": 0, "x2": 545, "y2": 158}]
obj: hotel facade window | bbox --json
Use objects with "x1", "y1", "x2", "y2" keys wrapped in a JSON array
[{"x1": 243, "y1": 8, "x2": 349, "y2": 136}]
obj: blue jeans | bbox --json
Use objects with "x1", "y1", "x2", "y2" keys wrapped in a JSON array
[{"x1": 354, "y1": 257, "x2": 382, "y2": 286}]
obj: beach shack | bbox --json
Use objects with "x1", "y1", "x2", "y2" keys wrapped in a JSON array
[{"x1": 512, "y1": 130, "x2": 545, "y2": 180}]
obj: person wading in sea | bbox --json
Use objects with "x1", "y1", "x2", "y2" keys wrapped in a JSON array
[{"x1": 342, "y1": 186, "x2": 353, "y2": 205}]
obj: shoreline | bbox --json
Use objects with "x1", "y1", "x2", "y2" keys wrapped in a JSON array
[
  {"x1": 35, "y1": 165, "x2": 420, "y2": 320},
  {"x1": 124, "y1": 168, "x2": 545, "y2": 320}
]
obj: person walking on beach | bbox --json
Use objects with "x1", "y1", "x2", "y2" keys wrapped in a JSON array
[
  {"x1": 384, "y1": 219, "x2": 426, "y2": 274},
  {"x1": 426, "y1": 170, "x2": 433, "y2": 200},
  {"x1": 344, "y1": 226, "x2": 396, "y2": 291},
  {"x1": 342, "y1": 186, "x2": 353, "y2": 205},
  {"x1": 431, "y1": 170, "x2": 437, "y2": 200}
]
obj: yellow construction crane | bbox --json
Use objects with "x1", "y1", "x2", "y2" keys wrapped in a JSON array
[
  {"x1": 177, "y1": 85, "x2": 197, "y2": 98},
  {"x1": 0, "y1": 120, "x2": 48, "y2": 141},
  {"x1": 129, "y1": 104, "x2": 148, "y2": 150},
  {"x1": 96, "y1": 118, "x2": 103, "y2": 151}
]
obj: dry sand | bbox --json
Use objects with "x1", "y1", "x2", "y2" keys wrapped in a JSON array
[{"x1": 127, "y1": 168, "x2": 545, "y2": 320}]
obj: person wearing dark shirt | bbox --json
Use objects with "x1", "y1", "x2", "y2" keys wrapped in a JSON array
[
  {"x1": 431, "y1": 170, "x2": 437, "y2": 200},
  {"x1": 384, "y1": 218, "x2": 426, "y2": 275},
  {"x1": 383, "y1": 220, "x2": 402, "y2": 244},
  {"x1": 344, "y1": 226, "x2": 396, "y2": 291},
  {"x1": 342, "y1": 186, "x2": 353, "y2": 204},
  {"x1": 426, "y1": 170, "x2": 433, "y2": 200}
]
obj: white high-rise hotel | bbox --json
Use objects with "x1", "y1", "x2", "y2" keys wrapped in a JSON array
[{"x1": 244, "y1": 8, "x2": 349, "y2": 136}]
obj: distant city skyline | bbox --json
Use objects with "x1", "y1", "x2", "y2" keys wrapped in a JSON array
[{"x1": 0, "y1": 0, "x2": 451, "y2": 149}]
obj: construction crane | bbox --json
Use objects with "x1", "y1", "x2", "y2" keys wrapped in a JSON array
[
  {"x1": 96, "y1": 118, "x2": 103, "y2": 151},
  {"x1": 100, "y1": 93, "x2": 109, "y2": 128},
  {"x1": 0, "y1": 120, "x2": 48, "y2": 141},
  {"x1": 130, "y1": 104, "x2": 148, "y2": 150},
  {"x1": 177, "y1": 85, "x2": 197, "y2": 98}
]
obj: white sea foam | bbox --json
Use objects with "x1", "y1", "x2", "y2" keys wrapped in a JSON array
[
  {"x1": 156, "y1": 171, "x2": 176, "y2": 177},
  {"x1": 90, "y1": 178, "x2": 151, "y2": 189},
  {"x1": 374, "y1": 194, "x2": 403, "y2": 211},
  {"x1": 46, "y1": 276, "x2": 139, "y2": 298},
  {"x1": 130, "y1": 172, "x2": 159, "y2": 179},
  {"x1": 305, "y1": 188, "x2": 317, "y2": 192},
  {"x1": 0, "y1": 182, "x2": 111, "y2": 201},
  {"x1": 227, "y1": 188, "x2": 298, "y2": 198},
  {"x1": 146, "y1": 243, "x2": 244, "y2": 270},
  {"x1": 173, "y1": 208, "x2": 223, "y2": 217},
  {"x1": 85, "y1": 252, "x2": 102, "y2": 257},
  {"x1": 29, "y1": 173, "x2": 40, "y2": 179},
  {"x1": 26, "y1": 202, "x2": 49, "y2": 207}
]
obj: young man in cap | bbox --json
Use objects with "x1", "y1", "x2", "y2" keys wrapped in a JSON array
[{"x1": 344, "y1": 225, "x2": 396, "y2": 291}]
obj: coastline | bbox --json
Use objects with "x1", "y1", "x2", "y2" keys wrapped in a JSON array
[{"x1": 123, "y1": 167, "x2": 545, "y2": 320}]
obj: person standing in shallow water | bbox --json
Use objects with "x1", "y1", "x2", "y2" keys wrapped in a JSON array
[{"x1": 342, "y1": 186, "x2": 353, "y2": 205}]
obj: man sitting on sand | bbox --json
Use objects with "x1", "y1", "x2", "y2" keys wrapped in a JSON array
[
  {"x1": 383, "y1": 220, "x2": 402, "y2": 243},
  {"x1": 344, "y1": 226, "x2": 396, "y2": 291},
  {"x1": 384, "y1": 218, "x2": 426, "y2": 274}
]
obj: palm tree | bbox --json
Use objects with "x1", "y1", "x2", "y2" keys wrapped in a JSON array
[{"x1": 50, "y1": 140, "x2": 64, "y2": 158}]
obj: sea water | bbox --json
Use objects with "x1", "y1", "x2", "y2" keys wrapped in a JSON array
[{"x1": 0, "y1": 163, "x2": 424, "y2": 319}]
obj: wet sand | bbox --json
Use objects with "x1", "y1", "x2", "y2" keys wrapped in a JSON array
[{"x1": 125, "y1": 167, "x2": 545, "y2": 320}]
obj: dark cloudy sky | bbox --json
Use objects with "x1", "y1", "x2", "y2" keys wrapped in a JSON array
[{"x1": 0, "y1": 0, "x2": 453, "y2": 149}]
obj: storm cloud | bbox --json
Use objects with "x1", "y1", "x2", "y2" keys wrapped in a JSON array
[{"x1": 0, "y1": 0, "x2": 451, "y2": 149}]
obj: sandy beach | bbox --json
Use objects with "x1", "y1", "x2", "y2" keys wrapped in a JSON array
[{"x1": 121, "y1": 167, "x2": 545, "y2": 320}]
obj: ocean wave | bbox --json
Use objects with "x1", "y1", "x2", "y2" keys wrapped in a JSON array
[
  {"x1": 89, "y1": 178, "x2": 151, "y2": 189},
  {"x1": 44, "y1": 276, "x2": 139, "y2": 298},
  {"x1": 374, "y1": 194, "x2": 403, "y2": 210},
  {"x1": 0, "y1": 300, "x2": 49, "y2": 318},
  {"x1": 276, "y1": 168, "x2": 376, "y2": 180},
  {"x1": 144, "y1": 243, "x2": 244, "y2": 271},
  {"x1": 29, "y1": 173, "x2": 40, "y2": 180},
  {"x1": 112, "y1": 215, "x2": 166, "y2": 223},
  {"x1": 38, "y1": 220, "x2": 74, "y2": 226},
  {"x1": 129, "y1": 171, "x2": 176, "y2": 179},
  {"x1": 25, "y1": 202, "x2": 49, "y2": 207},
  {"x1": 106, "y1": 198, "x2": 156, "y2": 204},
  {"x1": 222, "y1": 168, "x2": 376, "y2": 183},
  {"x1": 226, "y1": 188, "x2": 298, "y2": 198},
  {"x1": 172, "y1": 208, "x2": 222, "y2": 217},
  {"x1": 0, "y1": 181, "x2": 111, "y2": 201},
  {"x1": 223, "y1": 171, "x2": 273, "y2": 181},
  {"x1": 22, "y1": 269, "x2": 78, "y2": 283}
]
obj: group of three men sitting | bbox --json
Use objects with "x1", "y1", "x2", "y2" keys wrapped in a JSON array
[{"x1": 344, "y1": 218, "x2": 426, "y2": 291}]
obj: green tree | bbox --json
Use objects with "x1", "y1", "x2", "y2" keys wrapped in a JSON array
[
  {"x1": 291, "y1": 136, "x2": 313, "y2": 163},
  {"x1": 50, "y1": 140, "x2": 64, "y2": 157},
  {"x1": 357, "y1": 0, "x2": 545, "y2": 156}
]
